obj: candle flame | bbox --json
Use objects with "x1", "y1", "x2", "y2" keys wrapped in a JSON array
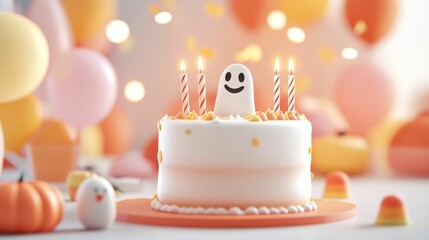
[
  {"x1": 288, "y1": 58, "x2": 294, "y2": 75},
  {"x1": 180, "y1": 61, "x2": 186, "y2": 73},
  {"x1": 274, "y1": 57, "x2": 280, "y2": 74},
  {"x1": 198, "y1": 56, "x2": 203, "y2": 73}
]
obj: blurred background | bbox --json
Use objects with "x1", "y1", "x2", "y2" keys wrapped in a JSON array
[{"x1": 1, "y1": 0, "x2": 428, "y2": 180}]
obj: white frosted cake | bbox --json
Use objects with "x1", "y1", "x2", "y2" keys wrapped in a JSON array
[{"x1": 152, "y1": 64, "x2": 315, "y2": 215}]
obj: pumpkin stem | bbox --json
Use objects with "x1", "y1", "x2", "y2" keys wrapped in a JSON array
[{"x1": 18, "y1": 173, "x2": 24, "y2": 183}]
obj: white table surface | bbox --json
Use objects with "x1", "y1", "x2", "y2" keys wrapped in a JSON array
[{"x1": 1, "y1": 171, "x2": 428, "y2": 240}]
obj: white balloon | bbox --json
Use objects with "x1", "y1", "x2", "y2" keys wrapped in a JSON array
[
  {"x1": 0, "y1": 0, "x2": 13, "y2": 12},
  {"x1": 76, "y1": 177, "x2": 116, "y2": 229}
]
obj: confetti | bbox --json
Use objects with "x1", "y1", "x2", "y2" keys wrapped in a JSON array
[
  {"x1": 199, "y1": 47, "x2": 216, "y2": 58},
  {"x1": 187, "y1": 35, "x2": 196, "y2": 52},
  {"x1": 157, "y1": 150, "x2": 163, "y2": 164},
  {"x1": 354, "y1": 20, "x2": 367, "y2": 36},
  {"x1": 205, "y1": 2, "x2": 224, "y2": 18},
  {"x1": 296, "y1": 76, "x2": 311, "y2": 94},
  {"x1": 235, "y1": 44, "x2": 263, "y2": 63},
  {"x1": 319, "y1": 46, "x2": 336, "y2": 63},
  {"x1": 252, "y1": 138, "x2": 261, "y2": 147},
  {"x1": 149, "y1": 4, "x2": 161, "y2": 15}
]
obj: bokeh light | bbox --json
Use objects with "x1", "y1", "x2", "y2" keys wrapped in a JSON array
[
  {"x1": 287, "y1": 27, "x2": 305, "y2": 43},
  {"x1": 105, "y1": 19, "x2": 130, "y2": 44},
  {"x1": 341, "y1": 47, "x2": 358, "y2": 60},
  {"x1": 154, "y1": 11, "x2": 173, "y2": 24},
  {"x1": 267, "y1": 11, "x2": 287, "y2": 30},
  {"x1": 125, "y1": 80, "x2": 145, "y2": 102}
]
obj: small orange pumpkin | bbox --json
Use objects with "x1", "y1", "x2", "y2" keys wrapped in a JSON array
[{"x1": 0, "y1": 175, "x2": 64, "y2": 233}]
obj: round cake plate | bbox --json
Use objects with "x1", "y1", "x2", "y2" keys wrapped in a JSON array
[{"x1": 116, "y1": 199, "x2": 356, "y2": 228}]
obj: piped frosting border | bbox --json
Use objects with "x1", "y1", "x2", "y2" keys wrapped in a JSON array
[{"x1": 151, "y1": 200, "x2": 317, "y2": 215}]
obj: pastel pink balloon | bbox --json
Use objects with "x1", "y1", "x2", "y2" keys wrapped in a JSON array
[
  {"x1": 27, "y1": 0, "x2": 73, "y2": 65},
  {"x1": 110, "y1": 152, "x2": 155, "y2": 178},
  {"x1": 27, "y1": 0, "x2": 74, "y2": 102},
  {"x1": 297, "y1": 95, "x2": 349, "y2": 137},
  {"x1": 334, "y1": 63, "x2": 394, "y2": 135},
  {"x1": 47, "y1": 48, "x2": 117, "y2": 129}
]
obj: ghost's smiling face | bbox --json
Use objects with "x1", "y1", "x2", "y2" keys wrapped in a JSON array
[
  {"x1": 214, "y1": 64, "x2": 255, "y2": 116},
  {"x1": 224, "y1": 71, "x2": 245, "y2": 94},
  {"x1": 93, "y1": 186, "x2": 107, "y2": 202},
  {"x1": 75, "y1": 177, "x2": 117, "y2": 230}
]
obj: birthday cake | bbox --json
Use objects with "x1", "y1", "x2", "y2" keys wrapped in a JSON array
[{"x1": 152, "y1": 64, "x2": 316, "y2": 215}]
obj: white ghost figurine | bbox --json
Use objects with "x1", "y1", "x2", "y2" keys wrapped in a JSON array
[
  {"x1": 214, "y1": 64, "x2": 255, "y2": 116},
  {"x1": 76, "y1": 177, "x2": 116, "y2": 230}
]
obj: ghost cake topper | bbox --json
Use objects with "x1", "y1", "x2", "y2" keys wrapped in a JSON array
[{"x1": 214, "y1": 64, "x2": 255, "y2": 116}]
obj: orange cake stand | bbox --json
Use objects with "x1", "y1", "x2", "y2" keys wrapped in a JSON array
[{"x1": 116, "y1": 199, "x2": 356, "y2": 228}]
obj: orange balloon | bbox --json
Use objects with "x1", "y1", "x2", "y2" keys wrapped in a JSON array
[
  {"x1": 27, "y1": 118, "x2": 78, "y2": 182},
  {"x1": 278, "y1": 0, "x2": 328, "y2": 26},
  {"x1": 345, "y1": 0, "x2": 397, "y2": 44},
  {"x1": 388, "y1": 112, "x2": 429, "y2": 176},
  {"x1": 78, "y1": 23, "x2": 112, "y2": 54},
  {"x1": 230, "y1": 0, "x2": 267, "y2": 31},
  {"x1": 99, "y1": 105, "x2": 132, "y2": 156},
  {"x1": 0, "y1": 95, "x2": 42, "y2": 152},
  {"x1": 142, "y1": 134, "x2": 158, "y2": 172},
  {"x1": 61, "y1": 0, "x2": 117, "y2": 45}
]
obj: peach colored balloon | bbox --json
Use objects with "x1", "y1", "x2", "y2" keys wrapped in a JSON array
[
  {"x1": 388, "y1": 112, "x2": 429, "y2": 176},
  {"x1": 99, "y1": 105, "x2": 132, "y2": 156},
  {"x1": 345, "y1": 0, "x2": 397, "y2": 44},
  {"x1": 142, "y1": 134, "x2": 158, "y2": 173},
  {"x1": 334, "y1": 63, "x2": 394, "y2": 135}
]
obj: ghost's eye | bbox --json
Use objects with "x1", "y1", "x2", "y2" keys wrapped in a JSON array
[
  {"x1": 102, "y1": 188, "x2": 107, "y2": 193},
  {"x1": 94, "y1": 188, "x2": 99, "y2": 193},
  {"x1": 225, "y1": 72, "x2": 231, "y2": 82},
  {"x1": 238, "y1": 73, "x2": 245, "y2": 82}
]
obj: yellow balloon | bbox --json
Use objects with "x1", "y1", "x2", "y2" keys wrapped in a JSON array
[
  {"x1": 61, "y1": 0, "x2": 117, "y2": 45},
  {"x1": 80, "y1": 125, "x2": 104, "y2": 157},
  {"x1": 0, "y1": 94, "x2": 43, "y2": 152},
  {"x1": 0, "y1": 13, "x2": 49, "y2": 103},
  {"x1": 278, "y1": 0, "x2": 329, "y2": 26}
]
